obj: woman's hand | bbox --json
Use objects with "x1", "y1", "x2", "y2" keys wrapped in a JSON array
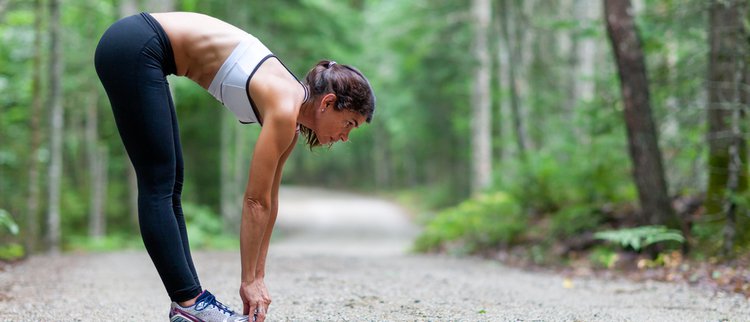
[{"x1": 240, "y1": 279, "x2": 271, "y2": 322}]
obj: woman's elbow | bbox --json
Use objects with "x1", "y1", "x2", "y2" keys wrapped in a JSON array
[{"x1": 243, "y1": 197, "x2": 271, "y2": 221}]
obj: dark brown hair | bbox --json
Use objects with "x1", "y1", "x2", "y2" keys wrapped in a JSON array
[{"x1": 299, "y1": 60, "x2": 376, "y2": 148}]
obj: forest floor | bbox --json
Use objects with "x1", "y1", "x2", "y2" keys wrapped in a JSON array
[{"x1": 1, "y1": 186, "x2": 749, "y2": 321}]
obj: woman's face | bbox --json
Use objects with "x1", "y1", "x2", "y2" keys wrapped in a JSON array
[{"x1": 314, "y1": 94, "x2": 367, "y2": 145}]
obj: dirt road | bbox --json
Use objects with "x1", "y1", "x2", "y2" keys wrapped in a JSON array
[{"x1": 1, "y1": 187, "x2": 748, "y2": 321}]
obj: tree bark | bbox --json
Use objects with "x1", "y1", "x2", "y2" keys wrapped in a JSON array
[
  {"x1": 575, "y1": 0, "x2": 599, "y2": 104},
  {"x1": 220, "y1": 113, "x2": 237, "y2": 229},
  {"x1": 25, "y1": 0, "x2": 44, "y2": 253},
  {"x1": 127, "y1": 165, "x2": 138, "y2": 229},
  {"x1": 604, "y1": 0, "x2": 675, "y2": 225},
  {"x1": 559, "y1": 0, "x2": 576, "y2": 115},
  {"x1": 493, "y1": 1, "x2": 507, "y2": 164},
  {"x1": 46, "y1": 0, "x2": 63, "y2": 253},
  {"x1": 499, "y1": 0, "x2": 528, "y2": 160},
  {"x1": 706, "y1": 0, "x2": 749, "y2": 254},
  {"x1": 373, "y1": 122, "x2": 391, "y2": 189},
  {"x1": 87, "y1": 90, "x2": 106, "y2": 238},
  {"x1": 120, "y1": 0, "x2": 140, "y2": 230},
  {"x1": 120, "y1": 0, "x2": 138, "y2": 17},
  {"x1": 148, "y1": 0, "x2": 174, "y2": 12},
  {"x1": 0, "y1": 0, "x2": 9, "y2": 17},
  {"x1": 471, "y1": 0, "x2": 493, "y2": 193}
]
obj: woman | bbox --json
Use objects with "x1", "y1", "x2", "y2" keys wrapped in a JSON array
[{"x1": 94, "y1": 11, "x2": 375, "y2": 322}]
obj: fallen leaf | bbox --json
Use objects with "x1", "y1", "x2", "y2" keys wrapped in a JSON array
[{"x1": 563, "y1": 278, "x2": 574, "y2": 289}]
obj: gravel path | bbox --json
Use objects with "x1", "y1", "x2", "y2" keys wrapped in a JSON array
[{"x1": 1, "y1": 187, "x2": 749, "y2": 321}]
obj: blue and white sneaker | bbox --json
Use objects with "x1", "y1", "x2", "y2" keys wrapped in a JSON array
[{"x1": 169, "y1": 290, "x2": 249, "y2": 322}]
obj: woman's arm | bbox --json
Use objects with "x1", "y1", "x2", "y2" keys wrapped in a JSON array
[
  {"x1": 255, "y1": 131, "x2": 297, "y2": 278},
  {"x1": 239, "y1": 109, "x2": 296, "y2": 287},
  {"x1": 239, "y1": 110, "x2": 296, "y2": 321}
]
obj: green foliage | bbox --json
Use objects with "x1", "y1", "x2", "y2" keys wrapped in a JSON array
[
  {"x1": 0, "y1": 209, "x2": 24, "y2": 261},
  {"x1": 692, "y1": 192, "x2": 750, "y2": 255},
  {"x1": 594, "y1": 225, "x2": 685, "y2": 252},
  {"x1": 66, "y1": 234, "x2": 143, "y2": 252},
  {"x1": 183, "y1": 203, "x2": 238, "y2": 250},
  {"x1": 0, "y1": 243, "x2": 25, "y2": 261},
  {"x1": 551, "y1": 205, "x2": 602, "y2": 237},
  {"x1": 0, "y1": 209, "x2": 19, "y2": 236},
  {"x1": 588, "y1": 246, "x2": 619, "y2": 269},
  {"x1": 414, "y1": 192, "x2": 526, "y2": 254}
]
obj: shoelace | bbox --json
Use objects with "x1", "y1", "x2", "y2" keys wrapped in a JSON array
[{"x1": 195, "y1": 292, "x2": 236, "y2": 316}]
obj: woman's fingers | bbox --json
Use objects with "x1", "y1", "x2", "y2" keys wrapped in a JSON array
[{"x1": 254, "y1": 304, "x2": 267, "y2": 322}]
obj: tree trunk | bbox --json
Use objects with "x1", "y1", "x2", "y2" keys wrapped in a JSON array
[
  {"x1": 120, "y1": 0, "x2": 140, "y2": 230},
  {"x1": 46, "y1": 0, "x2": 63, "y2": 254},
  {"x1": 148, "y1": 0, "x2": 174, "y2": 12},
  {"x1": 575, "y1": 0, "x2": 599, "y2": 104},
  {"x1": 228, "y1": 123, "x2": 249, "y2": 232},
  {"x1": 0, "y1": 0, "x2": 9, "y2": 17},
  {"x1": 471, "y1": 0, "x2": 492, "y2": 193},
  {"x1": 87, "y1": 90, "x2": 106, "y2": 238},
  {"x1": 493, "y1": 2, "x2": 507, "y2": 164},
  {"x1": 373, "y1": 122, "x2": 391, "y2": 189},
  {"x1": 220, "y1": 114, "x2": 232, "y2": 219},
  {"x1": 499, "y1": 0, "x2": 528, "y2": 160},
  {"x1": 127, "y1": 165, "x2": 138, "y2": 229},
  {"x1": 604, "y1": 0, "x2": 675, "y2": 226},
  {"x1": 220, "y1": 113, "x2": 236, "y2": 228},
  {"x1": 558, "y1": 0, "x2": 576, "y2": 114},
  {"x1": 120, "y1": 0, "x2": 138, "y2": 17},
  {"x1": 706, "y1": 0, "x2": 749, "y2": 254},
  {"x1": 25, "y1": 0, "x2": 44, "y2": 253}
]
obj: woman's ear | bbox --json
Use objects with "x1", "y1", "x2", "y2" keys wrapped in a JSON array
[{"x1": 321, "y1": 93, "x2": 337, "y2": 111}]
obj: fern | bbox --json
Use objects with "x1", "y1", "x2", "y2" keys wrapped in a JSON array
[
  {"x1": 594, "y1": 225, "x2": 684, "y2": 251},
  {"x1": 0, "y1": 209, "x2": 18, "y2": 236}
]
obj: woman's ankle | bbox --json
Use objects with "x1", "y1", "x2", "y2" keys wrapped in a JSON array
[{"x1": 177, "y1": 294, "x2": 200, "y2": 307}]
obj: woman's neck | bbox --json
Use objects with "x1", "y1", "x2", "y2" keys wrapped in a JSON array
[{"x1": 296, "y1": 90, "x2": 315, "y2": 129}]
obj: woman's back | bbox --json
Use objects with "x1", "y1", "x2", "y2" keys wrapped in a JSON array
[{"x1": 151, "y1": 12, "x2": 248, "y2": 88}]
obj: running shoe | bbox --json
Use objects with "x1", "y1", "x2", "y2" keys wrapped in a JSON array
[{"x1": 169, "y1": 290, "x2": 249, "y2": 322}]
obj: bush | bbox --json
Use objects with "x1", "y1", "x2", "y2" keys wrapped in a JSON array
[
  {"x1": 414, "y1": 191, "x2": 526, "y2": 254},
  {"x1": 496, "y1": 138, "x2": 636, "y2": 215},
  {"x1": 0, "y1": 243, "x2": 24, "y2": 261},
  {"x1": 66, "y1": 233, "x2": 143, "y2": 252},
  {"x1": 0, "y1": 209, "x2": 24, "y2": 261},
  {"x1": 589, "y1": 245, "x2": 619, "y2": 269},
  {"x1": 0, "y1": 209, "x2": 18, "y2": 236},
  {"x1": 551, "y1": 205, "x2": 603, "y2": 237},
  {"x1": 183, "y1": 203, "x2": 238, "y2": 250}
]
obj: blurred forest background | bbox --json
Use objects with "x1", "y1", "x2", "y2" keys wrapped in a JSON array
[{"x1": 1, "y1": 0, "x2": 749, "y2": 278}]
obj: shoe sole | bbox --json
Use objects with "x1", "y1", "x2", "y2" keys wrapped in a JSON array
[{"x1": 170, "y1": 314, "x2": 201, "y2": 322}]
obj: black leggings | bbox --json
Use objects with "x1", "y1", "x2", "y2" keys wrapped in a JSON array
[{"x1": 94, "y1": 12, "x2": 202, "y2": 302}]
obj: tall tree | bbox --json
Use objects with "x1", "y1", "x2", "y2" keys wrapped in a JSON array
[
  {"x1": 604, "y1": 0, "x2": 675, "y2": 225},
  {"x1": 574, "y1": 0, "x2": 599, "y2": 105},
  {"x1": 492, "y1": 0, "x2": 508, "y2": 163},
  {"x1": 120, "y1": 0, "x2": 140, "y2": 230},
  {"x1": 87, "y1": 89, "x2": 106, "y2": 239},
  {"x1": 706, "y1": 0, "x2": 749, "y2": 253},
  {"x1": 471, "y1": 0, "x2": 492, "y2": 193},
  {"x1": 46, "y1": 0, "x2": 63, "y2": 253},
  {"x1": 25, "y1": 0, "x2": 45, "y2": 253},
  {"x1": 499, "y1": 0, "x2": 528, "y2": 160},
  {"x1": 0, "y1": 0, "x2": 8, "y2": 16}
]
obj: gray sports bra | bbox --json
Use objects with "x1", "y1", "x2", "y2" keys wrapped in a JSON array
[{"x1": 207, "y1": 35, "x2": 307, "y2": 125}]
